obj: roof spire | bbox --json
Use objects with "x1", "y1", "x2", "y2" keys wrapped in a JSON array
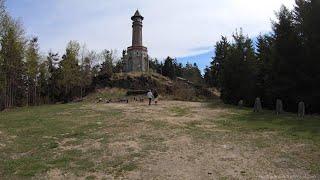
[
  {"x1": 134, "y1": 10, "x2": 141, "y2": 17},
  {"x1": 131, "y1": 10, "x2": 144, "y2": 20}
]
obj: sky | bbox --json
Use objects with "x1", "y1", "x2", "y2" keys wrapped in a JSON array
[{"x1": 7, "y1": 0, "x2": 295, "y2": 71}]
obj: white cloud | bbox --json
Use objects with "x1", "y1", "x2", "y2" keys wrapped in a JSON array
[{"x1": 9, "y1": 0, "x2": 296, "y2": 58}]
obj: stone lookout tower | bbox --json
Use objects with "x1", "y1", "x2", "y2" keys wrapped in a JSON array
[{"x1": 123, "y1": 10, "x2": 149, "y2": 72}]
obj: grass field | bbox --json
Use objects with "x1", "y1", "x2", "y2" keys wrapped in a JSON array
[{"x1": 0, "y1": 100, "x2": 319, "y2": 179}]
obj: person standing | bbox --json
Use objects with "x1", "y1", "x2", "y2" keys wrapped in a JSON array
[{"x1": 147, "y1": 90, "x2": 153, "y2": 106}]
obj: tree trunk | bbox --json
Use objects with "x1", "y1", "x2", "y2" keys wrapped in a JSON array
[
  {"x1": 80, "y1": 86, "x2": 83, "y2": 99},
  {"x1": 27, "y1": 82, "x2": 29, "y2": 107},
  {"x1": 34, "y1": 83, "x2": 37, "y2": 106}
]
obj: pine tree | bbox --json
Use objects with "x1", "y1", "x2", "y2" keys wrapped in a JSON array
[
  {"x1": 174, "y1": 62, "x2": 183, "y2": 78},
  {"x1": 0, "y1": 15, "x2": 26, "y2": 108},
  {"x1": 113, "y1": 50, "x2": 125, "y2": 74},
  {"x1": 38, "y1": 59, "x2": 49, "y2": 104},
  {"x1": 182, "y1": 63, "x2": 203, "y2": 85},
  {"x1": 113, "y1": 59, "x2": 125, "y2": 74},
  {"x1": 204, "y1": 66, "x2": 214, "y2": 87},
  {"x1": 162, "y1": 57, "x2": 176, "y2": 79},
  {"x1": 47, "y1": 52, "x2": 60, "y2": 103},
  {"x1": 59, "y1": 41, "x2": 81, "y2": 102},
  {"x1": 100, "y1": 50, "x2": 114, "y2": 77},
  {"x1": 80, "y1": 51, "x2": 95, "y2": 98},
  {"x1": 25, "y1": 37, "x2": 40, "y2": 106},
  {"x1": 149, "y1": 58, "x2": 163, "y2": 74}
]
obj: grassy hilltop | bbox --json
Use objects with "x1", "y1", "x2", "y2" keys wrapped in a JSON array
[{"x1": 0, "y1": 98, "x2": 319, "y2": 179}]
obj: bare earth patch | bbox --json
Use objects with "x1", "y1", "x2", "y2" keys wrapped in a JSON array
[
  {"x1": 94, "y1": 101, "x2": 318, "y2": 179},
  {"x1": 109, "y1": 141, "x2": 141, "y2": 156},
  {"x1": 58, "y1": 138, "x2": 102, "y2": 152}
]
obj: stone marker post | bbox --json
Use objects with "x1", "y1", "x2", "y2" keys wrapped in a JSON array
[
  {"x1": 276, "y1": 99, "x2": 283, "y2": 115},
  {"x1": 254, "y1": 97, "x2": 262, "y2": 112},
  {"x1": 298, "y1": 101, "x2": 305, "y2": 118},
  {"x1": 238, "y1": 100, "x2": 244, "y2": 107}
]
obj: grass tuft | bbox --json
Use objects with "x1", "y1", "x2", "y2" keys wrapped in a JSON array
[{"x1": 169, "y1": 106, "x2": 190, "y2": 116}]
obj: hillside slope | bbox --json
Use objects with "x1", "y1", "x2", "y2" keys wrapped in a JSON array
[{"x1": 99, "y1": 72, "x2": 214, "y2": 100}]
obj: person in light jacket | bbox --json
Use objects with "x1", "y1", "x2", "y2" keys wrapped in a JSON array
[{"x1": 147, "y1": 90, "x2": 153, "y2": 106}]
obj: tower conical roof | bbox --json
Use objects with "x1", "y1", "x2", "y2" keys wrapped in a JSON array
[
  {"x1": 131, "y1": 10, "x2": 144, "y2": 20},
  {"x1": 134, "y1": 10, "x2": 141, "y2": 17}
]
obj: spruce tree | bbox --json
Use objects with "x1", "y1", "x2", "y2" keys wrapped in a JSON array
[
  {"x1": 293, "y1": 0, "x2": 320, "y2": 112},
  {"x1": 256, "y1": 34, "x2": 274, "y2": 108},
  {"x1": 211, "y1": 36, "x2": 229, "y2": 88},
  {"x1": 271, "y1": 6, "x2": 302, "y2": 111},
  {"x1": 220, "y1": 30, "x2": 257, "y2": 105}
]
